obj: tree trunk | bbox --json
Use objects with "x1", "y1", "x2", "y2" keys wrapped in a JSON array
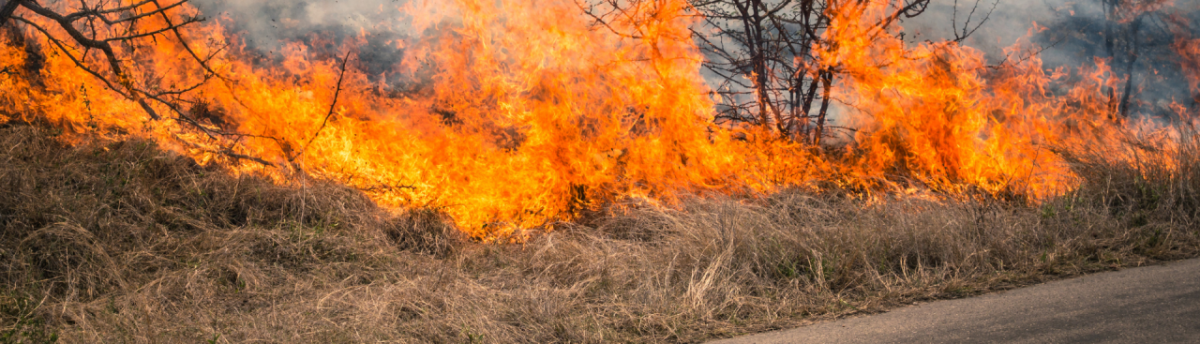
[
  {"x1": 813, "y1": 70, "x2": 832, "y2": 146},
  {"x1": 1117, "y1": 16, "x2": 1142, "y2": 119}
]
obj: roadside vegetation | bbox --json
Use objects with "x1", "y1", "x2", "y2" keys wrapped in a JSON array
[{"x1": 1, "y1": 123, "x2": 1197, "y2": 343}]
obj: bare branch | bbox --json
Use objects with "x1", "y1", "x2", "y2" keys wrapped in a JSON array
[
  {"x1": 0, "y1": 0, "x2": 20, "y2": 26},
  {"x1": 3, "y1": 0, "x2": 277, "y2": 167},
  {"x1": 952, "y1": 0, "x2": 999, "y2": 43},
  {"x1": 576, "y1": 0, "x2": 939, "y2": 144},
  {"x1": 291, "y1": 51, "x2": 354, "y2": 164}
]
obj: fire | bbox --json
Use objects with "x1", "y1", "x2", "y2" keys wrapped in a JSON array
[
  {"x1": 1175, "y1": 27, "x2": 1200, "y2": 98},
  {"x1": 0, "y1": 0, "x2": 1196, "y2": 239}
]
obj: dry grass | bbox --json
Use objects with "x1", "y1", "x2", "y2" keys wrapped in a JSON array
[{"x1": 1, "y1": 124, "x2": 1198, "y2": 343}]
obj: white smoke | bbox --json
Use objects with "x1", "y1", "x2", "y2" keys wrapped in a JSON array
[
  {"x1": 185, "y1": 0, "x2": 456, "y2": 86},
  {"x1": 900, "y1": 0, "x2": 1075, "y2": 62}
]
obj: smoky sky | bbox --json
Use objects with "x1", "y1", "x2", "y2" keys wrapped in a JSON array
[
  {"x1": 905, "y1": 0, "x2": 1198, "y2": 64},
  {"x1": 187, "y1": 0, "x2": 427, "y2": 81},
  {"x1": 906, "y1": 0, "x2": 1200, "y2": 117},
  {"x1": 902, "y1": 0, "x2": 1063, "y2": 60},
  {"x1": 188, "y1": 0, "x2": 418, "y2": 45},
  {"x1": 840, "y1": 0, "x2": 1200, "y2": 119}
]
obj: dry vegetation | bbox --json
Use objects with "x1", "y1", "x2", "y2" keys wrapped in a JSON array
[{"x1": 0, "y1": 123, "x2": 1198, "y2": 343}]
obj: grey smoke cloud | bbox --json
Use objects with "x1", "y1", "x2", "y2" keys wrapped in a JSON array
[
  {"x1": 905, "y1": 0, "x2": 1200, "y2": 117},
  {"x1": 901, "y1": 0, "x2": 1073, "y2": 61},
  {"x1": 189, "y1": 0, "x2": 415, "y2": 48},
  {"x1": 187, "y1": 0, "x2": 443, "y2": 84}
]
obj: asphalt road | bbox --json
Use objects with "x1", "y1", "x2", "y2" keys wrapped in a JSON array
[{"x1": 710, "y1": 258, "x2": 1200, "y2": 344}]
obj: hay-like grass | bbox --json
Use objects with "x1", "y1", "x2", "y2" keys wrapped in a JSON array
[{"x1": 1, "y1": 124, "x2": 1198, "y2": 343}]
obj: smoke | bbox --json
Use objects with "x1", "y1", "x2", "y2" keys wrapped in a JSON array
[
  {"x1": 189, "y1": 0, "x2": 416, "y2": 46},
  {"x1": 901, "y1": 0, "x2": 1069, "y2": 62},
  {"x1": 904, "y1": 0, "x2": 1200, "y2": 117},
  {"x1": 187, "y1": 0, "x2": 445, "y2": 84}
]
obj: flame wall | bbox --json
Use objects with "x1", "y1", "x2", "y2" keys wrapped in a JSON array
[{"x1": 0, "y1": 0, "x2": 1196, "y2": 239}]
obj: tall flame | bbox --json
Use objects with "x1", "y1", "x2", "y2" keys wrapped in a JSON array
[{"x1": 1, "y1": 0, "x2": 1195, "y2": 239}]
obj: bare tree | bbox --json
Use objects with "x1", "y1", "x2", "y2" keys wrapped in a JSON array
[
  {"x1": 580, "y1": 0, "x2": 995, "y2": 145},
  {"x1": 0, "y1": 0, "x2": 222, "y2": 120},
  {"x1": 1037, "y1": 0, "x2": 1199, "y2": 121},
  {"x1": 0, "y1": 0, "x2": 295, "y2": 166},
  {"x1": 1099, "y1": 0, "x2": 1146, "y2": 119},
  {"x1": 1095, "y1": 0, "x2": 1186, "y2": 120}
]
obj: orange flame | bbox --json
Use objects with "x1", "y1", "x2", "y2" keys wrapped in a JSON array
[{"x1": 1, "y1": 0, "x2": 1196, "y2": 239}]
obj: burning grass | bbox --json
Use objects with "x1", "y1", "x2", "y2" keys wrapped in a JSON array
[
  {"x1": 2, "y1": 124, "x2": 1198, "y2": 343},
  {"x1": 10, "y1": 0, "x2": 1197, "y2": 240}
]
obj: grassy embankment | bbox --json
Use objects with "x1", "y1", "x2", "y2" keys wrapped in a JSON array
[{"x1": 1, "y1": 124, "x2": 1198, "y2": 343}]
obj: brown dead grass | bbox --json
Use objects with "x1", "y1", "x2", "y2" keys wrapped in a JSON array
[{"x1": 1, "y1": 124, "x2": 1198, "y2": 343}]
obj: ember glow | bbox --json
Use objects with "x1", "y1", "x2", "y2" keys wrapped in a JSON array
[{"x1": 1, "y1": 0, "x2": 1196, "y2": 239}]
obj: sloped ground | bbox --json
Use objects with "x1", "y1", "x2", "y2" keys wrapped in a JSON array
[{"x1": 1, "y1": 124, "x2": 1198, "y2": 343}]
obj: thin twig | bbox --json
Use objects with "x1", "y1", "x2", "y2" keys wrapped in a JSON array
[{"x1": 291, "y1": 51, "x2": 353, "y2": 163}]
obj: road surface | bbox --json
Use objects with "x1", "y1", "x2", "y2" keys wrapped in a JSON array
[{"x1": 710, "y1": 258, "x2": 1200, "y2": 344}]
